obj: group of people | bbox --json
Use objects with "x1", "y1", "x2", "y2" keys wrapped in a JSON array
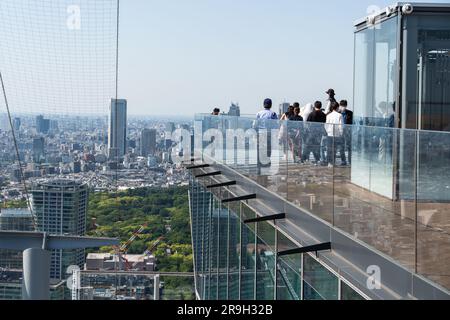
[
  {"x1": 210, "y1": 88, "x2": 353, "y2": 168},
  {"x1": 255, "y1": 89, "x2": 353, "y2": 168}
]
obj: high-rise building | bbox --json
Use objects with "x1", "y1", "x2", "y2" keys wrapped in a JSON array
[
  {"x1": 71, "y1": 161, "x2": 81, "y2": 174},
  {"x1": 108, "y1": 98, "x2": 127, "y2": 159},
  {"x1": 49, "y1": 120, "x2": 59, "y2": 132},
  {"x1": 31, "y1": 179, "x2": 88, "y2": 280},
  {"x1": 165, "y1": 122, "x2": 175, "y2": 134},
  {"x1": 279, "y1": 102, "x2": 290, "y2": 117},
  {"x1": 33, "y1": 137, "x2": 45, "y2": 163},
  {"x1": 36, "y1": 115, "x2": 50, "y2": 134},
  {"x1": 0, "y1": 208, "x2": 34, "y2": 269},
  {"x1": 140, "y1": 129, "x2": 157, "y2": 157},
  {"x1": 0, "y1": 209, "x2": 35, "y2": 301},
  {"x1": 12, "y1": 117, "x2": 21, "y2": 131},
  {"x1": 228, "y1": 103, "x2": 241, "y2": 117}
]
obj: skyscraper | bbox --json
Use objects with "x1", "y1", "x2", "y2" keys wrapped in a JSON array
[
  {"x1": 33, "y1": 137, "x2": 45, "y2": 163},
  {"x1": 228, "y1": 103, "x2": 241, "y2": 117},
  {"x1": 108, "y1": 98, "x2": 127, "y2": 159},
  {"x1": 31, "y1": 179, "x2": 88, "y2": 280},
  {"x1": 140, "y1": 129, "x2": 157, "y2": 157},
  {"x1": 12, "y1": 117, "x2": 21, "y2": 132},
  {"x1": 279, "y1": 102, "x2": 290, "y2": 117},
  {"x1": 36, "y1": 115, "x2": 50, "y2": 134},
  {"x1": 0, "y1": 208, "x2": 34, "y2": 269}
]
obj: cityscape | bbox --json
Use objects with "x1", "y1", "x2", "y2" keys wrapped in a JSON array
[{"x1": 0, "y1": 0, "x2": 449, "y2": 310}]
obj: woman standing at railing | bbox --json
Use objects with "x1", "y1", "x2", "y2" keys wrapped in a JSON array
[
  {"x1": 279, "y1": 105, "x2": 294, "y2": 161},
  {"x1": 288, "y1": 105, "x2": 304, "y2": 163},
  {"x1": 300, "y1": 103, "x2": 315, "y2": 163}
]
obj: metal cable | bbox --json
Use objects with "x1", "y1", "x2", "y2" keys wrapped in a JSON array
[
  {"x1": 0, "y1": 71, "x2": 37, "y2": 230},
  {"x1": 114, "y1": 0, "x2": 120, "y2": 300}
]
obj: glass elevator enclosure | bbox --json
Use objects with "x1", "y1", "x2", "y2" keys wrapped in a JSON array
[{"x1": 352, "y1": 3, "x2": 450, "y2": 200}]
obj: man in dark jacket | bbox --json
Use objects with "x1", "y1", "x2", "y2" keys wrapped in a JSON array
[
  {"x1": 339, "y1": 100, "x2": 353, "y2": 125},
  {"x1": 304, "y1": 101, "x2": 326, "y2": 164},
  {"x1": 339, "y1": 100, "x2": 353, "y2": 165},
  {"x1": 308, "y1": 101, "x2": 327, "y2": 123}
]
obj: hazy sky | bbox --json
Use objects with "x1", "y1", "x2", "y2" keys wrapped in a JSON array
[
  {"x1": 1, "y1": 1, "x2": 448, "y2": 117},
  {"x1": 118, "y1": 0, "x2": 449, "y2": 116}
]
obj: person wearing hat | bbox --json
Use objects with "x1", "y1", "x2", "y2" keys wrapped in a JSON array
[{"x1": 325, "y1": 89, "x2": 337, "y2": 115}]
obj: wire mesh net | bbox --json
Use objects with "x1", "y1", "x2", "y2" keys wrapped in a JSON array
[
  {"x1": 0, "y1": 0, "x2": 118, "y2": 118},
  {"x1": 0, "y1": 0, "x2": 119, "y2": 219}
]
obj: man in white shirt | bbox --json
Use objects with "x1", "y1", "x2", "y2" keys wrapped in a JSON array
[
  {"x1": 326, "y1": 101, "x2": 345, "y2": 167},
  {"x1": 256, "y1": 98, "x2": 278, "y2": 122},
  {"x1": 255, "y1": 98, "x2": 278, "y2": 169}
]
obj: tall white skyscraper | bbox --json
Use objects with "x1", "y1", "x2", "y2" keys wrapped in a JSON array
[{"x1": 108, "y1": 98, "x2": 128, "y2": 159}]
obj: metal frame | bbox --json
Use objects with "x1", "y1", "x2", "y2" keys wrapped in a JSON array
[
  {"x1": 206, "y1": 181, "x2": 237, "y2": 189},
  {"x1": 195, "y1": 171, "x2": 222, "y2": 178},
  {"x1": 278, "y1": 242, "x2": 332, "y2": 258},
  {"x1": 244, "y1": 213, "x2": 286, "y2": 224},
  {"x1": 187, "y1": 164, "x2": 210, "y2": 170},
  {"x1": 222, "y1": 194, "x2": 256, "y2": 204}
]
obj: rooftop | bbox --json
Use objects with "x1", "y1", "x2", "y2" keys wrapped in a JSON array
[
  {"x1": 0, "y1": 208, "x2": 32, "y2": 218},
  {"x1": 354, "y1": 2, "x2": 450, "y2": 28}
]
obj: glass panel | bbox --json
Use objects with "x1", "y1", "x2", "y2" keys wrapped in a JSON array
[
  {"x1": 248, "y1": 117, "x2": 288, "y2": 200},
  {"x1": 354, "y1": 26, "x2": 375, "y2": 126},
  {"x1": 336, "y1": 125, "x2": 417, "y2": 272},
  {"x1": 303, "y1": 281, "x2": 325, "y2": 300},
  {"x1": 256, "y1": 221, "x2": 276, "y2": 300},
  {"x1": 241, "y1": 223, "x2": 256, "y2": 300},
  {"x1": 202, "y1": 191, "x2": 211, "y2": 299},
  {"x1": 417, "y1": 130, "x2": 450, "y2": 291},
  {"x1": 242, "y1": 203, "x2": 257, "y2": 233},
  {"x1": 276, "y1": 232, "x2": 301, "y2": 300},
  {"x1": 209, "y1": 197, "x2": 219, "y2": 300},
  {"x1": 354, "y1": 17, "x2": 398, "y2": 127},
  {"x1": 417, "y1": 29, "x2": 450, "y2": 132},
  {"x1": 303, "y1": 254, "x2": 338, "y2": 300},
  {"x1": 218, "y1": 201, "x2": 229, "y2": 299},
  {"x1": 193, "y1": 182, "x2": 206, "y2": 297},
  {"x1": 373, "y1": 17, "x2": 398, "y2": 128},
  {"x1": 341, "y1": 282, "x2": 365, "y2": 300},
  {"x1": 287, "y1": 121, "x2": 334, "y2": 224},
  {"x1": 228, "y1": 203, "x2": 240, "y2": 300}
]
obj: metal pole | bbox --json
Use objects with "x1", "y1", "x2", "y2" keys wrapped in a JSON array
[
  {"x1": 153, "y1": 275, "x2": 160, "y2": 300},
  {"x1": 22, "y1": 248, "x2": 51, "y2": 300}
]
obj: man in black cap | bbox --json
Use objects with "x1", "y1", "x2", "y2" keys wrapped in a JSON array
[
  {"x1": 212, "y1": 108, "x2": 221, "y2": 116},
  {"x1": 325, "y1": 89, "x2": 337, "y2": 115}
]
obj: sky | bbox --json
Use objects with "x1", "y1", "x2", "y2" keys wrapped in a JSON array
[
  {"x1": 0, "y1": 0, "x2": 448, "y2": 118},
  {"x1": 118, "y1": 0, "x2": 449, "y2": 116}
]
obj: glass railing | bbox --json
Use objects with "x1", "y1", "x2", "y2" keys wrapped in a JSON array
[
  {"x1": 73, "y1": 271, "x2": 195, "y2": 300},
  {"x1": 193, "y1": 114, "x2": 450, "y2": 292}
]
